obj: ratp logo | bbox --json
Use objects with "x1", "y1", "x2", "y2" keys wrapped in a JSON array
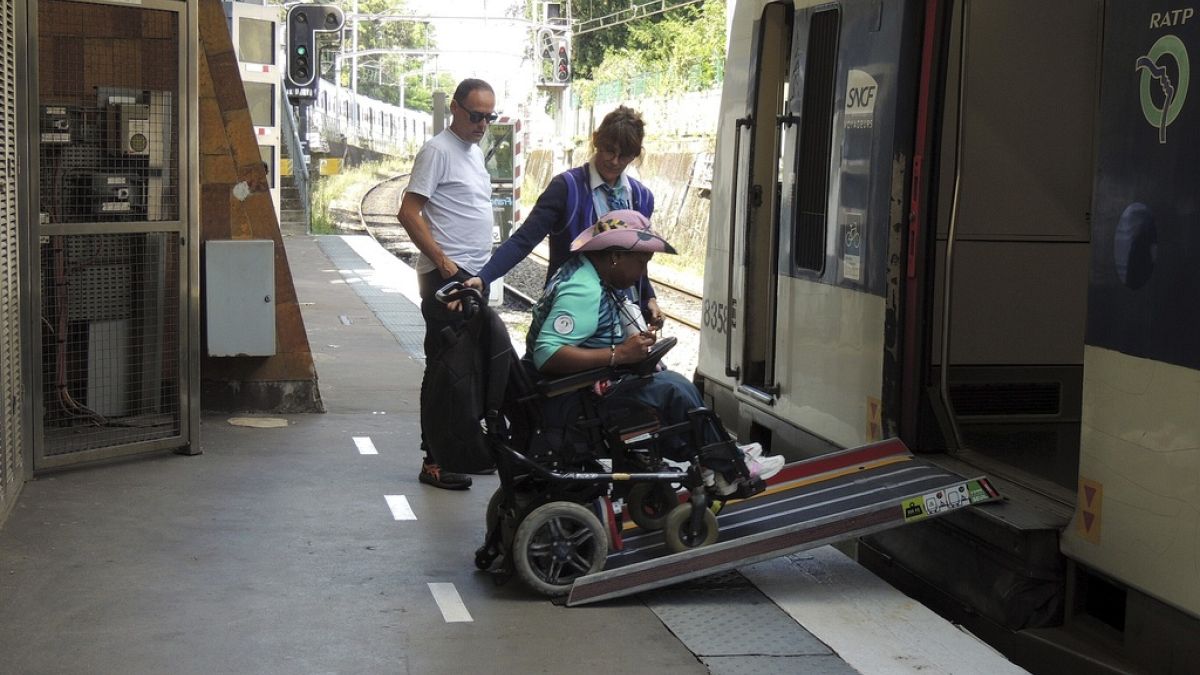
[{"x1": 1136, "y1": 35, "x2": 1191, "y2": 143}]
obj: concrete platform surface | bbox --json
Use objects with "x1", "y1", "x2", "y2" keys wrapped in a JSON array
[{"x1": 0, "y1": 234, "x2": 1025, "y2": 675}]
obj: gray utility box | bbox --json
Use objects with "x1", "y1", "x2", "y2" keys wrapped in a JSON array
[{"x1": 206, "y1": 239, "x2": 276, "y2": 356}]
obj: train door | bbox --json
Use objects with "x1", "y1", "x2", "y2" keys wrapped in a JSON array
[
  {"x1": 925, "y1": 0, "x2": 1100, "y2": 492},
  {"x1": 726, "y1": 1, "x2": 793, "y2": 400}
]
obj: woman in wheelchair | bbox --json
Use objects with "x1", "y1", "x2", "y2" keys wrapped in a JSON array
[{"x1": 525, "y1": 210, "x2": 784, "y2": 495}]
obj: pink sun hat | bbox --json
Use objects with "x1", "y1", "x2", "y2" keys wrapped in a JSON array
[{"x1": 569, "y1": 209, "x2": 678, "y2": 254}]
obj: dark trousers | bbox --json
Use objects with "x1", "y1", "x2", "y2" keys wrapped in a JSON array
[
  {"x1": 417, "y1": 268, "x2": 480, "y2": 461},
  {"x1": 538, "y1": 369, "x2": 722, "y2": 461}
]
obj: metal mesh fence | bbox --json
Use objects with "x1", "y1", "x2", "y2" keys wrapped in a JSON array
[
  {"x1": 37, "y1": 1, "x2": 179, "y2": 224},
  {"x1": 36, "y1": 1, "x2": 184, "y2": 460},
  {"x1": 40, "y1": 233, "x2": 181, "y2": 455}
]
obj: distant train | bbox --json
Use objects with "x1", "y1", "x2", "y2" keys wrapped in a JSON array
[
  {"x1": 311, "y1": 79, "x2": 432, "y2": 155},
  {"x1": 696, "y1": 0, "x2": 1199, "y2": 671}
]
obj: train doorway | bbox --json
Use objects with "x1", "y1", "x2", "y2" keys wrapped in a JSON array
[
  {"x1": 727, "y1": 1, "x2": 794, "y2": 401},
  {"x1": 924, "y1": 0, "x2": 1100, "y2": 493}
]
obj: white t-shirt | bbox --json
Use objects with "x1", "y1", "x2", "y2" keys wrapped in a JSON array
[{"x1": 404, "y1": 129, "x2": 494, "y2": 275}]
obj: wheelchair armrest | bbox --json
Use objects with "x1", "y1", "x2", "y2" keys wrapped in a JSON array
[{"x1": 535, "y1": 367, "x2": 612, "y2": 398}]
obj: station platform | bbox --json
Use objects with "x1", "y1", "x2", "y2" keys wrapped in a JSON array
[{"x1": 0, "y1": 234, "x2": 1028, "y2": 674}]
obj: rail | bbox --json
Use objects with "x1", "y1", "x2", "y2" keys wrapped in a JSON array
[
  {"x1": 355, "y1": 173, "x2": 701, "y2": 331},
  {"x1": 357, "y1": 172, "x2": 409, "y2": 231},
  {"x1": 527, "y1": 248, "x2": 701, "y2": 330}
]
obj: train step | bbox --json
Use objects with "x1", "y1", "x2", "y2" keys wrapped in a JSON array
[{"x1": 566, "y1": 438, "x2": 1001, "y2": 606}]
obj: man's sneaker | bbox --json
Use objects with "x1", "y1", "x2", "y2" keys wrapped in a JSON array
[
  {"x1": 747, "y1": 454, "x2": 785, "y2": 481},
  {"x1": 419, "y1": 463, "x2": 472, "y2": 490},
  {"x1": 738, "y1": 442, "x2": 764, "y2": 461}
]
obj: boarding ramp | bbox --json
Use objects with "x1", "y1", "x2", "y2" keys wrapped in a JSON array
[{"x1": 567, "y1": 439, "x2": 999, "y2": 606}]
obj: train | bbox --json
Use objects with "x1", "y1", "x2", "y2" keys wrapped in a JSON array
[
  {"x1": 694, "y1": 0, "x2": 1199, "y2": 672},
  {"x1": 311, "y1": 78, "x2": 433, "y2": 156}
]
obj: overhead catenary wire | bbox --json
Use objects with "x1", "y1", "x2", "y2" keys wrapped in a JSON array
[{"x1": 573, "y1": 0, "x2": 704, "y2": 36}]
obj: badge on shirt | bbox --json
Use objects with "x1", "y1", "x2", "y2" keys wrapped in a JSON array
[{"x1": 553, "y1": 314, "x2": 575, "y2": 335}]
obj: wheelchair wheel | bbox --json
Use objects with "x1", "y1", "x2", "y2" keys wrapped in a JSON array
[
  {"x1": 513, "y1": 501, "x2": 607, "y2": 596},
  {"x1": 627, "y1": 482, "x2": 679, "y2": 532},
  {"x1": 663, "y1": 502, "x2": 719, "y2": 553}
]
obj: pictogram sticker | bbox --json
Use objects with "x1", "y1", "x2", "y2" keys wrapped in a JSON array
[
  {"x1": 901, "y1": 480, "x2": 994, "y2": 523},
  {"x1": 1077, "y1": 477, "x2": 1103, "y2": 544},
  {"x1": 866, "y1": 396, "x2": 882, "y2": 441}
]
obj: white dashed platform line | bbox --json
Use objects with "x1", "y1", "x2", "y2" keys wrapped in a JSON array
[
  {"x1": 384, "y1": 495, "x2": 417, "y2": 521},
  {"x1": 428, "y1": 583, "x2": 473, "y2": 623},
  {"x1": 353, "y1": 436, "x2": 378, "y2": 455}
]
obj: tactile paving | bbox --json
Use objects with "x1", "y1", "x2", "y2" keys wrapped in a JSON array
[
  {"x1": 317, "y1": 236, "x2": 426, "y2": 358},
  {"x1": 644, "y1": 585, "x2": 832, "y2": 657},
  {"x1": 667, "y1": 569, "x2": 752, "y2": 591},
  {"x1": 702, "y1": 654, "x2": 860, "y2": 675}
]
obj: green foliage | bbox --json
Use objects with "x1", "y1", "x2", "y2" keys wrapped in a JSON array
[
  {"x1": 570, "y1": 0, "x2": 632, "y2": 80},
  {"x1": 311, "y1": 155, "x2": 413, "y2": 233},
  {"x1": 398, "y1": 72, "x2": 457, "y2": 113},
  {"x1": 572, "y1": 0, "x2": 726, "y2": 106},
  {"x1": 322, "y1": 0, "x2": 443, "y2": 112}
]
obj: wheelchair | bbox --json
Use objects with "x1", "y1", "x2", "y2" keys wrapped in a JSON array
[{"x1": 435, "y1": 282, "x2": 766, "y2": 597}]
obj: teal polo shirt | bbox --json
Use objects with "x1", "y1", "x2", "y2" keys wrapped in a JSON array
[{"x1": 527, "y1": 256, "x2": 623, "y2": 370}]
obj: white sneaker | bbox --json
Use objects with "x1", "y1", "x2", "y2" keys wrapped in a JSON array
[
  {"x1": 747, "y1": 454, "x2": 784, "y2": 481},
  {"x1": 738, "y1": 442, "x2": 763, "y2": 461}
]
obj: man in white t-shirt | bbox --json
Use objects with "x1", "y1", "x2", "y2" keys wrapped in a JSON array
[{"x1": 398, "y1": 78, "x2": 498, "y2": 490}]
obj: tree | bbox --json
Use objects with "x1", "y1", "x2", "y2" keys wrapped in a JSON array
[
  {"x1": 324, "y1": 0, "x2": 442, "y2": 111},
  {"x1": 569, "y1": 0, "x2": 632, "y2": 80},
  {"x1": 563, "y1": 1, "x2": 726, "y2": 85},
  {"x1": 571, "y1": 0, "x2": 726, "y2": 105}
]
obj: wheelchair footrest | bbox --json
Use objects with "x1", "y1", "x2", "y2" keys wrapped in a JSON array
[{"x1": 726, "y1": 477, "x2": 766, "y2": 500}]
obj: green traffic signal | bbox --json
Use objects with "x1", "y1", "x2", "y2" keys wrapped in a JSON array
[{"x1": 296, "y1": 45, "x2": 308, "y2": 56}]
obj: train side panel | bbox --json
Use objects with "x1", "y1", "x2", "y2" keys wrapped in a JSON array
[
  {"x1": 699, "y1": 0, "x2": 917, "y2": 454},
  {"x1": 1069, "y1": 349, "x2": 1200, "y2": 617},
  {"x1": 770, "y1": 278, "x2": 884, "y2": 448},
  {"x1": 1062, "y1": 0, "x2": 1200, "y2": 620}
]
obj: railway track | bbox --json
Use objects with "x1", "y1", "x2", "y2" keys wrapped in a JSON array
[
  {"x1": 354, "y1": 172, "x2": 704, "y2": 376},
  {"x1": 355, "y1": 173, "x2": 702, "y2": 331},
  {"x1": 523, "y1": 249, "x2": 701, "y2": 330}
]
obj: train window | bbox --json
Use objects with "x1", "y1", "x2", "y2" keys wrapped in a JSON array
[{"x1": 793, "y1": 9, "x2": 840, "y2": 272}]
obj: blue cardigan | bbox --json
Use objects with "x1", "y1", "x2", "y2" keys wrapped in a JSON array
[{"x1": 477, "y1": 163, "x2": 657, "y2": 305}]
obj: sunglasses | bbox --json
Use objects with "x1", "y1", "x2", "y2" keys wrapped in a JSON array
[
  {"x1": 597, "y1": 146, "x2": 638, "y2": 162},
  {"x1": 460, "y1": 106, "x2": 499, "y2": 124}
]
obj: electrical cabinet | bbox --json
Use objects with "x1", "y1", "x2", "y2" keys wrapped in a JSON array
[{"x1": 205, "y1": 240, "x2": 276, "y2": 357}]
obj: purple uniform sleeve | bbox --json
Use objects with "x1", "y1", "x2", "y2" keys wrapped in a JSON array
[{"x1": 478, "y1": 176, "x2": 569, "y2": 284}]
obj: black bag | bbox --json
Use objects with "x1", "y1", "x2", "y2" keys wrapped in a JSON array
[{"x1": 421, "y1": 301, "x2": 511, "y2": 474}]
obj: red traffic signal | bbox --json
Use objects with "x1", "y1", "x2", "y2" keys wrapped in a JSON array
[{"x1": 555, "y1": 43, "x2": 569, "y2": 82}]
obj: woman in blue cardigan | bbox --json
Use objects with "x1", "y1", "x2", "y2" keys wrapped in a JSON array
[{"x1": 470, "y1": 106, "x2": 662, "y2": 326}]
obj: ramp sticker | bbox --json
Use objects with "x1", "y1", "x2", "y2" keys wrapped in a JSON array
[
  {"x1": 866, "y1": 396, "x2": 882, "y2": 441},
  {"x1": 1077, "y1": 477, "x2": 1103, "y2": 545},
  {"x1": 901, "y1": 480, "x2": 994, "y2": 523}
]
